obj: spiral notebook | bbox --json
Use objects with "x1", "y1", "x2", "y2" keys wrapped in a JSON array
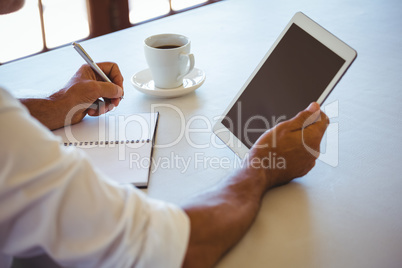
[{"x1": 52, "y1": 112, "x2": 159, "y2": 187}]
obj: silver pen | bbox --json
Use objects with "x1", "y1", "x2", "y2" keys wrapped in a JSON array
[
  {"x1": 72, "y1": 42, "x2": 124, "y2": 101},
  {"x1": 72, "y1": 42, "x2": 112, "y2": 83}
]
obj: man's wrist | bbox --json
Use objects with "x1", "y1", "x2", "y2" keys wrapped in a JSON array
[{"x1": 241, "y1": 151, "x2": 280, "y2": 192}]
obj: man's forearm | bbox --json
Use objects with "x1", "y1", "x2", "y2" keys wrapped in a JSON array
[
  {"x1": 181, "y1": 167, "x2": 269, "y2": 268},
  {"x1": 19, "y1": 98, "x2": 66, "y2": 130}
]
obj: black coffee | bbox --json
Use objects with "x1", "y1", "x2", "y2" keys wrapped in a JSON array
[{"x1": 155, "y1": 45, "x2": 181, "y2": 49}]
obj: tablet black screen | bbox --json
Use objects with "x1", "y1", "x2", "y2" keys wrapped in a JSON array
[{"x1": 221, "y1": 23, "x2": 345, "y2": 148}]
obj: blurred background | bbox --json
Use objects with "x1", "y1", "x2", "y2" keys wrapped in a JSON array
[{"x1": 0, "y1": 0, "x2": 222, "y2": 64}]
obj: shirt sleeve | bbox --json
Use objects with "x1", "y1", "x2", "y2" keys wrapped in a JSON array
[{"x1": 0, "y1": 88, "x2": 190, "y2": 268}]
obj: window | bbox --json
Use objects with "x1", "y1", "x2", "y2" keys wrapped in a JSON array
[
  {"x1": 171, "y1": 0, "x2": 208, "y2": 11},
  {"x1": 42, "y1": 0, "x2": 89, "y2": 49},
  {"x1": 0, "y1": 0, "x2": 89, "y2": 64},
  {"x1": 129, "y1": 0, "x2": 170, "y2": 24},
  {"x1": 128, "y1": 0, "x2": 209, "y2": 24},
  {"x1": 0, "y1": 0, "x2": 221, "y2": 64},
  {"x1": 0, "y1": 0, "x2": 43, "y2": 63}
]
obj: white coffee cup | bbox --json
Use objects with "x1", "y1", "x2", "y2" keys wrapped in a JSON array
[{"x1": 144, "y1": 33, "x2": 195, "y2": 89}]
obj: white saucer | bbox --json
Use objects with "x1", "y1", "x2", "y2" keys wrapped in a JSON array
[{"x1": 131, "y1": 68, "x2": 206, "y2": 98}]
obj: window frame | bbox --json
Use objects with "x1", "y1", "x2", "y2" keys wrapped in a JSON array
[{"x1": 1, "y1": 0, "x2": 222, "y2": 64}]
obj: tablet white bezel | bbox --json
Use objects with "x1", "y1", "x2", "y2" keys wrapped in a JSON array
[{"x1": 213, "y1": 12, "x2": 357, "y2": 159}]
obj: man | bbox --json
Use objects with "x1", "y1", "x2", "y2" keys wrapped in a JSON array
[{"x1": 0, "y1": 1, "x2": 329, "y2": 267}]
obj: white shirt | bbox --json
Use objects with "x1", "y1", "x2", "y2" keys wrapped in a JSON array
[{"x1": 0, "y1": 88, "x2": 190, "y2": 268}]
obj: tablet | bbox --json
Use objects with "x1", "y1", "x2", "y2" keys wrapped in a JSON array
[{"x1": 213, "y1": 12, "x2": 357, "y2": 158}]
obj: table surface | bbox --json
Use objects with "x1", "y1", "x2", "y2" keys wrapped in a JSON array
[{"x1": 1, "y1": 0, "x2": 402, "y2": 267}]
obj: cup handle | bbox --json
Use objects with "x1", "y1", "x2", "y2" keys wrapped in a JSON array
[{"x1": 177, "y1": 53, "x2": 195, "y2": 81}]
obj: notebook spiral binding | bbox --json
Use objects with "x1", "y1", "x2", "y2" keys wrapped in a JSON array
[{"x1": 63, "y1": 139, "x2": 151, "y2": 147}]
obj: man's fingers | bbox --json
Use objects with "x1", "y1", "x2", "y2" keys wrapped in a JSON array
[
  {"x1": 299, "y1": 110, "x2": 330, "y2": 159},
  {"x1": 78, "y1": 62, "x2": 124, "y2": 89},
  {"x1": 87, "y1": 100, "x2": 105, "y2": 116},
  {"x1": 78, "y1": 80, "x2": 122, "y2": 117},
  {"x1": 77, "y1": 62, "x2": 124, "y2": 101},
  {"x1": 95, "y1": 81, "x2": 124, "y2": 100},
  {"x1": 87, "y1": 100, "x2": 115, "y2": 116},
  {"x1": 97, "y1": 62, "x2": 124, "y2": 88},
  {"x1": 289, "y1": 102, "x2": 321, "y2": 129},
  {"x1": 110, "y1": 97, "x2": 121, "y2": 107},
  {"x1": 313, "y1": 111, "x2": 330, "y2": 138},
  {"x1": 286, "y1": 102, "x2": 329, "y2": 135}
]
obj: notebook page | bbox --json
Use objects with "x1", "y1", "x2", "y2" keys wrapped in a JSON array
[
  {"x1": 82, "y1": 142, "x2": 153, "y2": 186},
  {"x1": 52, "y1": 113, "x2": 159, "y2": 187}
]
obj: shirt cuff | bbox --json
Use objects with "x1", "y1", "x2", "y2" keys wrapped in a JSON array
[{"x1": 138, "y1": 198, "x2": 190, "y2": 268}]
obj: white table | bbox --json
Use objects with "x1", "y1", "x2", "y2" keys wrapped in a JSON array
[{"x1": 1, "y1": 0, "x2": 402, "y2": 267}]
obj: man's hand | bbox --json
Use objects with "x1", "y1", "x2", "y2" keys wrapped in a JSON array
[
  {"x1": 20, "y1": 62, "x2": 124, "y2": 130},
  {"x1": 247, "y1": 102, "x2": 329, "y2": 190},
  {"x1": 182, "y1": 102, "x2": 329, "y2": 268}
]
